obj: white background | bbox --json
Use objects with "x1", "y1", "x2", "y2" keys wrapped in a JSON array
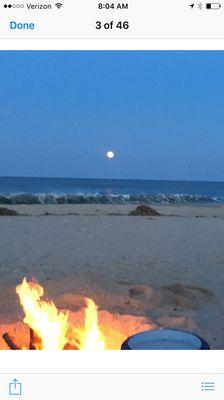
[
  {"x1": 1, "y1": 38, "x2": 224, "y2": 50},
  {"x1": 0, "y1": 351, "x2": 223, "y2": 373}
]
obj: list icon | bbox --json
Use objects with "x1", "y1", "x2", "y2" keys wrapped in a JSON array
[{"x1": 201, "y1": 381, "x2": 215, "y2": 391}]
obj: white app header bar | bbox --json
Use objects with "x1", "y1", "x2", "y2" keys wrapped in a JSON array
[{"x1": 0, "y1": 0, "x2": 224, "y2": 39}]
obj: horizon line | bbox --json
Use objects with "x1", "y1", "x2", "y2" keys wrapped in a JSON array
[{"x1": 0, "y1": 176, "x2": 224, "y2": 184}]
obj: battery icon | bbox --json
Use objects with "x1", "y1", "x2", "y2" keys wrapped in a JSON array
[{"x1": 206, "y1": 2, "x2": 221, "y2": 8}]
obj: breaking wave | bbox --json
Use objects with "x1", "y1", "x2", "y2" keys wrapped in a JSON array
[{"x1": 0, "y1": 193, "x2": 222, "y2": 205}]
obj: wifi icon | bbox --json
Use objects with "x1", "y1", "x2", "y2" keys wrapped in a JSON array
[{"x1": 55, "y1": 2, "x2": 62, "y2": 9}]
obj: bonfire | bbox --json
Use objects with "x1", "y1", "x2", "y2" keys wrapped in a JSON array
[{"x1": 1, "y1": 278, "x2": 152, "y2": 350}]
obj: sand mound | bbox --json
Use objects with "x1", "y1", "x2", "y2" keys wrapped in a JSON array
[
  {"x1": 163, "y1": 283, "x2": 214, "y2": 310},
  {"x1": 129, "y1": 285, "x2": 162, "y2": 306},
  {"x1": 0, "y1": 207, "x2": 18, "y2": 216},
  {"x1": 129, "y1": 205, "x2": 160, "y2": 216},
  {"x1": 128, "y1": 282, "x2": 214, "y2": 311}
]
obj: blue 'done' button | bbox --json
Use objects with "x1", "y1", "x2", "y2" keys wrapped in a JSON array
[{"x1": 10, "y1": 21, "x2": 35, "y2": 30}]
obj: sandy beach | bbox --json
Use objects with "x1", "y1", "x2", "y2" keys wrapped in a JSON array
[{"x1": 0, "y1": 203, "x2": 224, "y2": 349}]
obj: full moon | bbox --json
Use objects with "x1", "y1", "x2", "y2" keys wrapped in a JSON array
[{"x1": 106, "y1": 151, "x2": 115, "y2": 159}]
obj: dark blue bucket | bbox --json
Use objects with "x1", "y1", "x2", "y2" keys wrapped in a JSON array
[{"x1": 121, "y1": 329, "x2": 210, "y2": 350}]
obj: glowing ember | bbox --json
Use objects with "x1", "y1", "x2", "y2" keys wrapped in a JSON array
[
  {"x1": 16, "y1": 278, "x2": 68, "y2": 350},
  {"x1": 82, "y1": 298, "x2": 105, "y2": 350}
]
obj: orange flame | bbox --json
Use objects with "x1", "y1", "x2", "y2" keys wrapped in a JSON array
[
  {"x1": 82, "y1": 298, "x2": 105, "y2": 350},
  {"x1": 16, "y1": 278, "x2": 68, "y2": 350},
  {"x1": 15, "y1": 278, "x2": 106, "y2": 350}
]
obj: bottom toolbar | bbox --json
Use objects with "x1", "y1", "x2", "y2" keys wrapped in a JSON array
[{"x1": 0, "y1": 373, "x2": 223, "y2": 399}]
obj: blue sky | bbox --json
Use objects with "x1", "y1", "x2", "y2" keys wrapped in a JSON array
[{"x1": 0, "y1": 51, "x2": 224, "y2": 181}]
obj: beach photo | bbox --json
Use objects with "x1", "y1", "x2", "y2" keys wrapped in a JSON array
[{"x1": 0, "y1": 51, "x2": 224, "y2": 350}]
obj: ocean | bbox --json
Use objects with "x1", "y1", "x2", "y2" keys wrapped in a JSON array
[{"x1": 0, "y1": 177, "x2": 224, "y2": 205}]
